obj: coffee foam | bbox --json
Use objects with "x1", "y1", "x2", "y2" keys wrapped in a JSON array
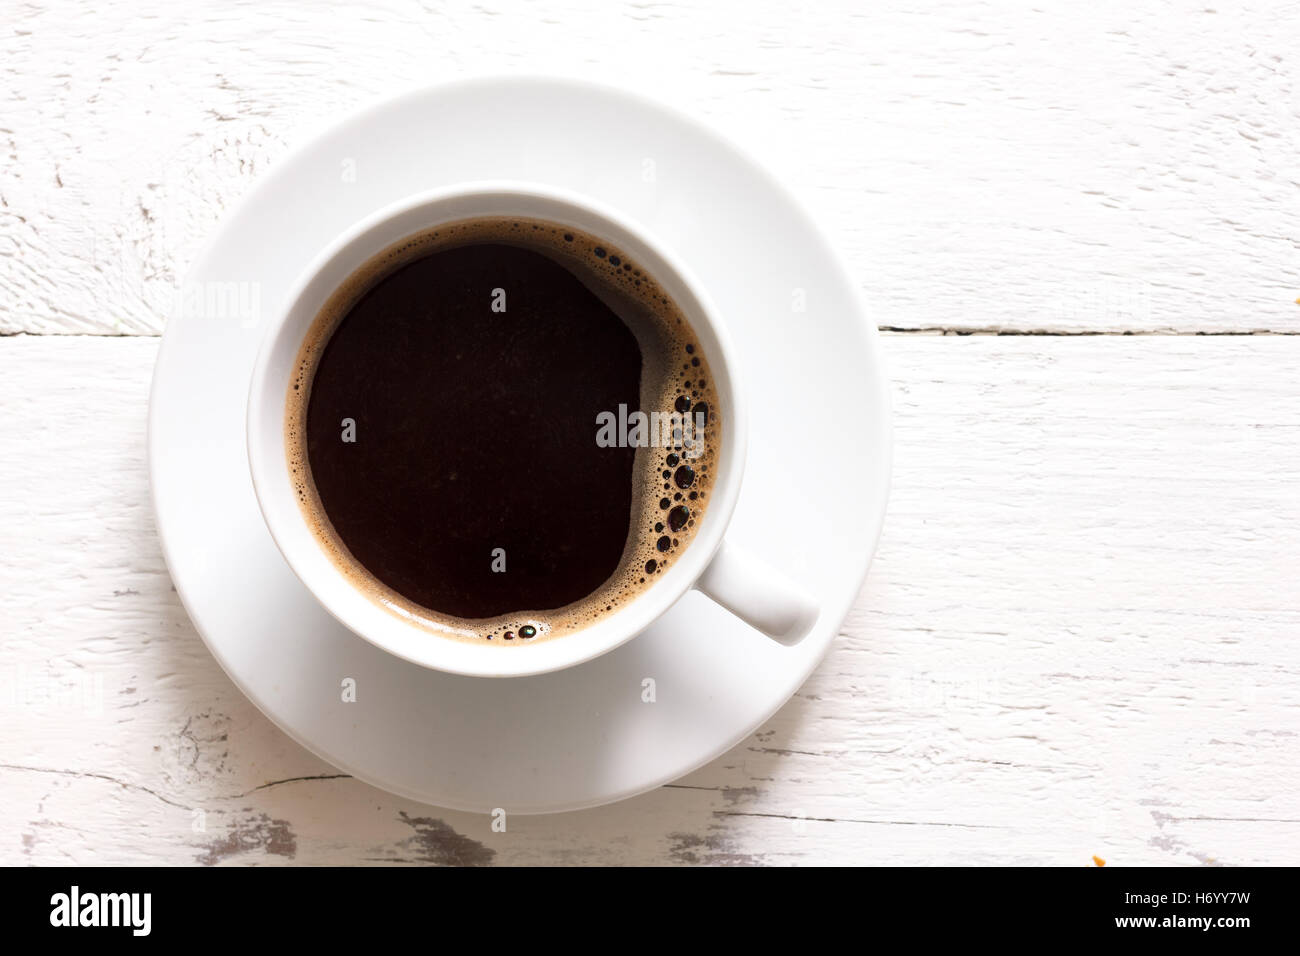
[{"x1": 285, "y1": 216, "x2": 721, "y2": 644}]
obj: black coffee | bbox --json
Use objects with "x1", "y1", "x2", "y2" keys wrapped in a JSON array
[{"x1": 286, "y1": 218, "x2": 720, "y2": 643}]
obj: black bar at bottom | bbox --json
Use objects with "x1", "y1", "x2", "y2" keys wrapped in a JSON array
[{"x1": 5, "y1": 865, "x2": 1284, "y2": 942}]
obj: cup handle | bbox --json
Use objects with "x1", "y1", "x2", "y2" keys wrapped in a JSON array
[{"x1": 694, "y1": 540, "x2": 819, "y2": 646}]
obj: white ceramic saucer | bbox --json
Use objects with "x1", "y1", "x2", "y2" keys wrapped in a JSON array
[{"x1": 149, "y1": 76, "x2": 891, "y2": 813}]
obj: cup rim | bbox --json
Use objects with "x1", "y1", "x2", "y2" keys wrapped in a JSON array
[{"x1": 246, "y1": 181, "x2": 748, "y2": 678}]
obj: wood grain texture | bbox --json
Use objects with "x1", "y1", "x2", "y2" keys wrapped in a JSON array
[
  {"x1": 3, "y1": 0, "x2": 1296, "y2": 866},
  {"x1": 2, "y1": 1, "x2": 1297, "y2": 335},
  {"x1": 2, "y1": 333, "x2": 1296, "y2": 865}
]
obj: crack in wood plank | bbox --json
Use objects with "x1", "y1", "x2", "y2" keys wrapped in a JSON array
[
  {"x1": 0, "y1": 763, "x2": 351, "y2": 805},
  {"x1": 716, "y1": 811, "x2": 1013, "y2": 829}
]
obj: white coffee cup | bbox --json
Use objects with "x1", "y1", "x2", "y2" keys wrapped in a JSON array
[{"x1": 247, "y1": 182, "x2": 818, "y2": 678}]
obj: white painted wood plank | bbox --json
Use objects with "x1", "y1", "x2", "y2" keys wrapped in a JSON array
[
  {"x1": 2, "y1": 333, "x2": 1296, "y2": 865},
  {"x1": 2, "y1": 1, "x2": 1297, "y2": 335}
]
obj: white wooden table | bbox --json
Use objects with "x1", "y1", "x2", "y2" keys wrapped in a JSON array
[{"x1": 3, "y1": 1, "x2": 1297, "y2": 866}]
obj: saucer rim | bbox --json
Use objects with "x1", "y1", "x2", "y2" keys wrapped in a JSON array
[{"x1": 147, "y1": 73, "x2": 893, "y2": 813}]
